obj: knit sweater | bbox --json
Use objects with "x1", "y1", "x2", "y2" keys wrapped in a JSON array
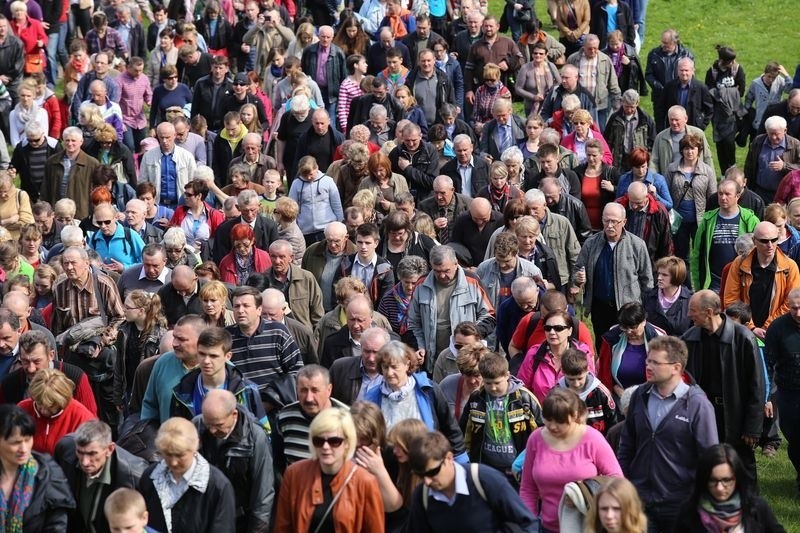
[{"x1": 19, "y1": 398, "x2": 96, "y2": 455}]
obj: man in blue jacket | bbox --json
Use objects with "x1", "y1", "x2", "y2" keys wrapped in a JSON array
[
  {"x1": 88, "y1": 202, "x2": 145, "y2": 274},
  {"x1": 618, "y1": 335, "x2": 718, "y2": 533}
]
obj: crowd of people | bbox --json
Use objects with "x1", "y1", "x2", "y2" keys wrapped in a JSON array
[{"x1": 0, "y1": 0, "x2": 796, "y2": 530}]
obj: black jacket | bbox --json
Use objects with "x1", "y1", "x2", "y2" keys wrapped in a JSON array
[
  {"x1": 550, "y1": 191, "x2": 592, "y2": 243},
  {"x1": 603, "y1": 43, "x2": 647, "y2": 96},
  {"x1": 213, "y1": 215, "x2": 280, "y2": 264},
  {"x1": 533, "y1": 240, "x2": 562, "y2": 291},
  {"x1": 54, "y1": 437, "x2": 147, "y2": 533},
  {"x1": 590, "y1": 1, "x2": 635, "y2": 48},
  {"x1": 196, "y1": 16, "x2": 234, "y2": 54},
  {"x1": 388, "y1": 141, "x2": 440, "y2": 199},
  {"x1": 641, "y1": 285, "x2": 692, "y2": 336},
  {"x1": 603, "y1": 107, "x2": 656, "y2": 169},
  {"x1": 366, "y1": 41, "x2": 412, "y2": 75},
  {"x1": 196, "y1": 406, "x2": 275, "y2": 533},
  {"x1": 682, "y1": 316, "x2": 766, "y2": 442},
  {"x1": 405, "y1": 67, "x2": 455, "y2": 114},
  {"x1": 759, "y1": 100, "x2": 800, "y2": 137},
  {"x1": 157, "y1": 279, "x2": 207, "y2": 326},
  {"x1": 190, "y1": 75, "x2": 234, "y2": 131},
  {"x1": 706, "y1": 188, "x2": 765, "y2": 220},
  {"x1": 10, "y1": 136, "x2": 60, "y2": 202},
  {"x1": 348, "y1": 93, "x2": 407, "y2": 134},
  {"x1": 83, "y1": 139, "x2": 137, "y2": 185},
  {"x1": 401, "y1": 30, "x2": 443, "y2": 68},
  {"x1": 377, "y1": 230, "x2": 435, "y2": 270},
  {"x1": 320, "y1": 326, "x2": 355, "y2": 369},
  {"x1": 661, "y1": 78, "x2": 714, "y2": 130},
  {"x1": 441, "y1": 155, "x2": 490, "y2": 197},
  {"x1": 300, "y1": 42, "x2": 347, "y2": 100},
  {"x1": 0, "y1": 35, "x2": 24, "y2": 95},
  {"x1": 477, "y1": 115, "x2": 527, "y2": 162},
  {"x1": 139, "y1": 460, "x2": 237, "y2": 533},
  {"x1": 644, "y1": 43, "x2": 693, "y2": 95},
  {"x1": 21, "y1": 452, "x2": 75, "y2": 533},
  {"x1": 329, "y1": 355, "x2": 362, "y2": 405},
  {"x1": 221, "y1": 92, "x2": 269, "y2": 128}
]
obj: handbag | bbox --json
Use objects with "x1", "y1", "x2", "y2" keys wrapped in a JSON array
[
  {"x1": 668, "y1": 181, "x2": 692, "y2": 235},
  {"x1": 513, "y1": 6, "x2": 532, "y2": 21},
  {"x1": 24, "y1": 51, "x2": 44, "y2": 74},
  {"x1": 55, "y1": 267, "x2": 109, "y2": 353}
]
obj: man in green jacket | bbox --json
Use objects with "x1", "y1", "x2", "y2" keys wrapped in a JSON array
[{"x1": 691, "y1": 179, "x2": 759, "y2": 290}]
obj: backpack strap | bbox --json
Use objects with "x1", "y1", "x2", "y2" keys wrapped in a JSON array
[
  {"x1": 122, "y1": 225, "x2": 134, "y2": 256},
  {"x1": 469, "y1": 463, "x2": 487, "y2": 501}
]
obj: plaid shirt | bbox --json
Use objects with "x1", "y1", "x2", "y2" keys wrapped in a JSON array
[
  {"x1": 52, "y1": 268, "x2": 125, "y2": 338},
  {"x1": 117, "y1": 70, "x2": 153, "y2": 130}
]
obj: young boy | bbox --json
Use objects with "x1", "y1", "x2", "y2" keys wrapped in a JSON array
[
  {"x1": 103, "y1": 487, "x2": 158, "y2": 533},
  {"x1": 259, "y1": 169, "x2": 283, "y2": 218},
  {"x1": 460, "y1": 352, "x2": 543, "y2": 485},
  {"x1": 558, "y1": 348, "x2": 618, "y2": 435}
]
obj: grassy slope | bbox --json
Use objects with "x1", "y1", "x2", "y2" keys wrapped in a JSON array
[{"x1": 488, "y1": 0, "x2": 800, "y2": 529}]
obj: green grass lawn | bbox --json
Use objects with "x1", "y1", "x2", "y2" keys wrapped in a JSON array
[{"x1": 487, "y1": 0, "x2": 800, "y2": 528}]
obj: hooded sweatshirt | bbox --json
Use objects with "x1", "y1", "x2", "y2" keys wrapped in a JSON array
[{"x1": 557, "y1": 372, "x2": 618, "y2": 435}]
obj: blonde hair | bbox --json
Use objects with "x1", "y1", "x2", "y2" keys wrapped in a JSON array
[
  {"x1": 584, "y1": 478, "x2": 647, "y2": 533},
  {"x1": 104, "y1": 488, "x2": 147, "y2": 520},
  {"x1": 308, "y1": 408, "x2": 357, "y2": 461},
  {"x1": 29, "y1": 368, "x2": 75, "y2": 413},
  {"x1": 155, "y1": 417, "x2": 199, "y2": 455},
  {"x1": 274, "y1": 196, "x2": 299, "y2": 222},
  {"x1": 352, "y1": 189, "x2": 376, "y2": 210}
]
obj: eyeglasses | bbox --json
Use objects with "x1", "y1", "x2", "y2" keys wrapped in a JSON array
[
  {"x1": 29, "y1": 136, "x2": 45, "y2": 144},
  {"x1": 756, "y1": 237, "x2": 779, "y2": 244},
  {"x1": 601, "y1": 219, "x2": 624, "y2": 227},
  {"x1": 96, "y1": 219, "x2": 113, "y2": 226},
  {"x1": 708, "y1": 477, "x2": 736, "y2": 488},
  {"x1": 311, "y1": 436, "x2": 345, "y2": 448},
  {"x1": 413, "y1": 459, "x2": 446, "y2": 478},
  {"x1": 544, "y1": 324, "x2": 570, "y2": 332},
  {"x1": 645, "y1": 359, "x2": 675, "y2": 366}
]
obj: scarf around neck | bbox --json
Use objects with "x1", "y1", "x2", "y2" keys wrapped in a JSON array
[
  {"x1": 0, "y1": 456, "x2": 38, "y2": 533},
  {"x1": 697, "y1": 492, "x2": 743, "y2": 533},
  {"x1": 381, "y1": 374, "x2": 416, "y2": 401}
]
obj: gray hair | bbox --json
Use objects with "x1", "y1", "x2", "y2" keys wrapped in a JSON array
[
  {"x1": 619, "y1": 385, "x2": 639, "y2": 416},
  {"x1": 229, "y1": 163, "x2": 252, "y2": 182},
  {"x1": 429, "y1": 245, "x2": 457, "y2": 266},
  {"x1": 500, "y1": 146, "x2": 524, "y2": 165},
  {"x1": 439, "y1": 103, "x2": 457, "y2": 119},
  {"x1": 764, "y1": 115, "x2": 787, "y2": 132},
  {"x1": 396, "y1": 255, "x2": 429, "y2": 280},
  {"x1": 369, "y1": 104, "x2": 387, "y2": 120},
  {"x1": 261, "y1": 287, "x2": 287, "y2": 306},
  {"x1": 524, "y1": 188, "x2": 546, "y2": 206},
  {"x1": 621, "y1": 89, "x2": 640, "y2": 106},
  {"x1": 291, "y1": 94, "x2": 310, "y2": 113},
  {"x1": 510, "y1": 276, "x2": 537, "y2": 297},
  {"x1": 162, "y1": 226, "x2": 187, "y2": 248},
  {"x1": 324, "y1": 221, "x2": 348, "y2": 239},
  {"x1": 193, "y1": 165, "x2": 214, "y2": 182},
  {"x1": 60, "y1": 225, "x2": 84, "y2": 246},
  {"x1": 433, "y1": 175, "x2": 454, "y2": 189},
  {"x1": 237, "y1": 188, "x2": 259, "y2": 207},
  {"x1": 24, "y1": 121, "x2": 45, "y2": 139},
  {"x1": 126, "y1": 198, "x2": 146, "y2": 212},
  {"x1": 453, "y1": 134, "x2": 472, "y2": 147},
  {"x1": 539, "y1": 128, "x2": 561, "y2": 145},
  {"x1": 734, "y1": 233, "x2": 755, "y2": 255},
  {"x1": 62, "y1": 126, "x2": 83, "y2": 141},
  {"x1": 561, "y1": 94, "x2": 581, "y2": 112},
  {"x1": 74, "y1": 419, "x2": 113, "y2": 447},
  {"x1": 360, "y1": 327, "x2": 391, "y2": 346},
  {"x1": 223, "y1": 196, "x2": 238, "y2": 212}
]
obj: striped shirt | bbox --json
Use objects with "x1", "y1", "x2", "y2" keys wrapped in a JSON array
[
  {"x1": 226, "y1": 320, "x2": 303, "y2": 390},
  {"x1": 52, "y1": 268, "x2": 125, "y2": 337},
  {"x1": 274, "y1": 398, "x2": 349, "y2": 466}
]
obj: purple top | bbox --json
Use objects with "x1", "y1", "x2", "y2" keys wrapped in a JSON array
[{"x1": 616, "y1": 342, "x2": 647, "y2": 388}]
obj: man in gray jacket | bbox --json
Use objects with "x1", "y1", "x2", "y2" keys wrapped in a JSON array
[
  {"x1": 618, "y1": 336, "x2": 718, "y2": 532},
  {"x1": 567, "y1": 34, "x2": 621, "y2": 129},
  {"x1": 571, "y1": 202, "x2": 653, "y2": 352},
  {"x1": 408, "y1": 245, "x2": 495, "y2": 374}
]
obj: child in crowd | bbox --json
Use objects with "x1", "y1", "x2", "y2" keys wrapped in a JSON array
[
  {"x1": 259, "y1": 169, "x2": 283, "y2": 218},
  {"x1": 558, "y1": 348, "x2": 618, "y2": 435},
  {"x1": 103, "y1": 487, "x2": 158, "y2": 533},
  {"x1": 461, "y1": 352, "x2": 543, "y2": 486}
]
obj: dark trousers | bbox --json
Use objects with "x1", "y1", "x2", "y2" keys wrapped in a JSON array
[
  {"x1": 716, "y1": 136, "x2": 737, "y2": 174},
  {"x1": 760, "y1": 402, "x2": 781, "y2": 449},
  {"x1": 778, "y1": 388, "x2": 800, "y2": 487},
  {"x1": 750, "y1": 183, "x2": 776, "y2": 205},
  {"x1": 590, "y1": 299, "x2": 618, "y2": 354},
  {"x1": 70, "y1": 4, "x2": 91, "y2": 38},
  {"x1": 673, "y1": 219, "x2": 697, "y2": 289},
  {"x1": 644, "y1": 501, "x2": 681, "y2": 533}
]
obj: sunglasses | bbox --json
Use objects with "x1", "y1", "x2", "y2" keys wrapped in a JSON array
[
  {"x1": 234, "y1": 81, "x2": 248, "y2": 86},
  {"x1": 544, "y1": 324, "x2": 570, "y2": 332},
  {"x1": 184, "y1": 191, "x2": 199, "y2": 198},
  {"x1": 96, "y1": 219, "x2": 113, "y2": 226},
  {"x1": 312, "y1": 436, "x2": 345, "y2": 448},
  {"x1": 413, "y1": 459, "x2": 445, "y2": 478},
  {"x1": 757, "y1": 237, "x2": 779, "y2": 244}
]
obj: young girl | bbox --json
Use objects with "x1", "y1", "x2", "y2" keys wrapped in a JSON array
[
  {"x1": 239, "y1": 103, "x2": 262, "y2": 136},
  {"x1": 520, "y1": 114, "x2": 545, "y2": 159}
]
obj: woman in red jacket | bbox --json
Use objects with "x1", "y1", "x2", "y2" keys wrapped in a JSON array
[
  {"x1": 219, "y1": 223, "x2": 271, "y2": 286},
  {"x1": 9, "y1": 1, "x2": 47, "y2": 75},
  {"x1": 18, "y1": 368, "x2": 96, "y2": 455}
]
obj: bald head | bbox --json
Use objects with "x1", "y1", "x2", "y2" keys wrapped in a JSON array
[
  {"x1": 754, "y1": 221, "x2": 779, "y2": 240},
  {"x1": 469, "y1": 198, "x2": 492, "y2": 227},
  {"x1": 603, "y1": 202, "x2": 626, "y2": 220},
  {"x1": 201, "y1": 389, "x2": 238, "y2": 438},
  {"x1": 627, "y1": 181, "x2": 648, "y2": 202},
  {"x1": 2, "y1": 291, "x2": 30, "y2": 322}
]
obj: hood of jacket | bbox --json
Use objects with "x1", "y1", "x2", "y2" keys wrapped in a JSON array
[{"x1": 557, "y1": 372, "x2": 601, "y2": 401}]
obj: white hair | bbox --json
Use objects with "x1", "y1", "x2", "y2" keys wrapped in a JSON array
[{"x1": 764, "y1": 115, "x2": 787, "y2": 132}]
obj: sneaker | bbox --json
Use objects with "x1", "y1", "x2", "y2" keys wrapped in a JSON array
[{"x1": 762, "y1": 445, "x2": 778, "y2": 458}]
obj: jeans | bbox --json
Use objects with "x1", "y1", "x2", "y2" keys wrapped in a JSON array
[
  {"x1": 635, "y1": 0, "x2": 649, "y2": 45},
  {"x1": 596, "y1": 107, "x2": 609, "y2": 132},
  {"x1": 45, "y1": 25, "x2": 67, "y2": 88},
  {"x1": 122, "y1": 126, "x2": 147, "y2": 155},
  {"x1": 505, "y1": 9, "x2": 523, "y2": 43},
  {"x1": 778, "y1": 388, "x2": 800, "y2": 487}
]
